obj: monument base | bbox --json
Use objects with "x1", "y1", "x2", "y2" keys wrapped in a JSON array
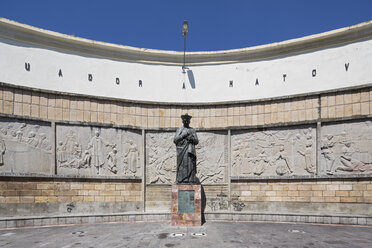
[{"x1": 171, "y1": 184, "x2": 202, "y2": 226}]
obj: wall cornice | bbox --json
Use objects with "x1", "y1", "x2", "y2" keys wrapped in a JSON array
[{"x1": 1, "y1": 18, "x2": 372, "y2": 65}]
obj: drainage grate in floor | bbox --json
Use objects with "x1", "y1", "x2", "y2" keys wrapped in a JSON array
[
  {"x1": 288, "y1": 229, "x2": 305, "y2": 234},
  {"x1": 191, "y1": 232, "x2": 206, "y2": 236},
  {"x1": 170, "y1": 233, "x2": 185, "y2": 237}
]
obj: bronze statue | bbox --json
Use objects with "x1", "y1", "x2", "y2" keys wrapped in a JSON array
[{"x1": 174, "y1": 113, "x2": 199, "y2": 184}]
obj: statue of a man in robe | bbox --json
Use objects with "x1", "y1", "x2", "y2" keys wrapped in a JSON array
[{"x1": 173, "y1": 113, "x2": 199, "y2": 184}]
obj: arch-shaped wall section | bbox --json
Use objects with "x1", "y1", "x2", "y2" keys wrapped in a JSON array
[{"x1": 1, "y1": 18, "x2": 372, "y2": 103}]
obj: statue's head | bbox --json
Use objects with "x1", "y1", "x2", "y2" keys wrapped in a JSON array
[{"x1": 181, "y1": 113, "x2": 192, "y2": 127}]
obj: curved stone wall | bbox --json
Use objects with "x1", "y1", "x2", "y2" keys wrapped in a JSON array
[
  {"x1": 0, "y1": 18, "x2": 372, "y2": 227},
  {"x1": 1, "y1": 18, "x2": 372, "y2": 103}
]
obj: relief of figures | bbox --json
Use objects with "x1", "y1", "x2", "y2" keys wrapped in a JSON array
[
  {"x1": 56, "y1": 125, "x2": 141, "y2": 177},
  {"x1": 146, "y1": 131, "x2": 227, "y2": 185},
  {"x1": 297, "y1": 128, "x2": 316, "y2": 174},
  {"x1": 320, "y1": 121, "x2": 372, "y2": 175},
  {"x1": 0, "y1": 122, "x2": 51, "y2": 152},
  {"x1": 123, "y1": 140, "x2": 139, "y2": 174},
  {"x1": 88, "y1": 131, "x2": 115, "y2": 174},
  {"x1": 146, "y1": 132, "x2": 176, "y2": 184},
  {"x1": 0, "y1": 118, "x2": 52, "y2": 174},
  {"x1": 231, "y1": 127, "x2": 316, "y2": 177},
  {"x1": 196, "y1": 132, "x2": 227, "y2": 184}
]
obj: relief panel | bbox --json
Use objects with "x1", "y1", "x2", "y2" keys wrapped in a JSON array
[
  {"x1": 231, "y1": 126, "x2": 316, "y2": 177},
  {"x1": 146, "y1": 132, "x2": 176, "y2": 184},
  {"x1": 320, "y1": 121, "x2": 372, "y2": 175},
  {"x1": 56, "y1": 124, "x2": 142, "y2": 177},
  {"x1": 196, "y1": 131, "x2": 228, "y2": 184},
  {"x1": 0, "y1": 117, "x2": 52, "y2": 174},
  {"x1": 146, "y1": 131, "x2": 228, "y2": 185}
]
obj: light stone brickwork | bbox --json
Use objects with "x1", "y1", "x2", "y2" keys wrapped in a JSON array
[
  {"x1": 320, "y1": 89, "x2": 372, "y2": 119},
  {"x1": 1, "y1": 85, "x2": 372, "y2": 129},
  {"x1": 231, "y1": 180, "x2": 372, "y2": 204},
  {"x1": 0, "y1": 180, "x2": 141, "y2": 204}
]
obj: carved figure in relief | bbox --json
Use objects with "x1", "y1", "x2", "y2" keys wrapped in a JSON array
[
  {"x1": 64, "y1": 130, "x2": 77, "y2": 153},
  {"x1": 7, "y1": 124, "x2": 15, "y2": 138},
  {"x1": 123, "y1": 140, "x2": 139, "y2": 173},
  {"x1": 273, "y1": 145, "x2": 293, "y2": 176},
  {"x1": 27, "y1": 131, "x2": 39, "y2": 148},
  {"x1": 335, "y1": 141, "x2": 369, "y2": 173},
  {"x1": 107, "y1": 146, "x2": 118, "y2": 174},
  {"x1": 321, "y1": 134, "x2": 336, "y2": 175},
  {"x1": 57, "y1": 141, "x2": 68, "y2": 166},
  {"x1": 298, "y1": 128, "x2": 316, "y2": 174},
  {"x1": 0, "y1": 128, "x2": 7, "y2": 136},
  {"x1": 0, "y1": 137, "x2": 5, "y2": 166},
  {"x1": 252, "y1": 150, "x2": 268, "y2": 176},
  {"x1": 88, "y1": 131, "x2": 111, "y2": 174},
  {"x1": 16, "y1": 123, "x2": 26, "y2": 142},
  {"x1": 38, "y1": 133, "x2": 51, "y2": 150},
  {"x1": 174, "y1": 113, "x2": 199, "y2": 184},
  {"x1": 78, "y1": 150, "x2": 91, "y2": 169}
]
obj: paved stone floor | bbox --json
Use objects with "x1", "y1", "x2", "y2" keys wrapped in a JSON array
[{"x1": 0, "y1": 221, "x2": 371, "y2": 248}]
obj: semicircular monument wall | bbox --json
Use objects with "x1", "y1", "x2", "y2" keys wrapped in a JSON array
[{"x1": 0, "y1": 18, "x2": 372, "y2": 227}]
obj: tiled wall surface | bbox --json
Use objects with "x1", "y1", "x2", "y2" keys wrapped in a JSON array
[
  {"x1": 0, "y1": 179, "x2": 141, "y2": 204},
  {"x1": 1, "y1": 85, "x2": 371, "y2": 129},
  {"x1": 231, "y1": 180, "x2": 372, "y2": 204}
]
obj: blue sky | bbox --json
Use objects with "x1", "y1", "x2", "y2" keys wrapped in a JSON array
[{"x1": 1, "y1": 0, "x2": 372, "y2": 52}]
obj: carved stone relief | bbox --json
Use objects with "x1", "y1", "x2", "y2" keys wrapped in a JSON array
[
  {"x1": 56, "y1": 125, "x2": 141, "y2": 177},
  {"x1": 196, "y1": 131, "x2": 228, "y2": 184},
  {"x1": 320, "y1": 121, "x2": 372, "y2": 175},
  {"x1": 146, "y1": 132, "x2": 176, "y2": 184},
  {"x1": 0, "y1": 118, "x2": 52, "y2": 174},
  {"x1": 231, "y1": 127, "x2": 316, "y2": 177},
  {"x1": 146, "y1": 131, "x2": 228, "y2": 185}
]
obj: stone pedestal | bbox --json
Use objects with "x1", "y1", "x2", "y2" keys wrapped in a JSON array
[{"x1": 171, "y1": 184, "x2": 202, "y2": 226}]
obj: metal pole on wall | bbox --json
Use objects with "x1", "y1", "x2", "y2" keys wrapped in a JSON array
[{"x1": 182, "y1": 20, "x2": 188, "y2": 74}]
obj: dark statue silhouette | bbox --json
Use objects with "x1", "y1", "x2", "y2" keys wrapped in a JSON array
[{"x1": 173, "y1": 113, "x2": 199, "y2": 184}]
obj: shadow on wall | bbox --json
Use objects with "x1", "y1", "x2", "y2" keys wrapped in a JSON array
[
  {"x1": 195, "y1": 177, "x2": 207, "y2": 225},
  {"x1": 187, "y1": 70, "x2": 196, "y2": 89}
]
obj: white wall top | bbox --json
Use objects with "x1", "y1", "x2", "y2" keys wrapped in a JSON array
[{"x1": 0, "y1": 18, "x2": 372, "y2": 103}]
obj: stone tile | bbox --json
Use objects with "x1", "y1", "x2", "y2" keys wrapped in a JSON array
[{"x1": 352, "y1": 103, "x2": 361, "y2": 115}]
